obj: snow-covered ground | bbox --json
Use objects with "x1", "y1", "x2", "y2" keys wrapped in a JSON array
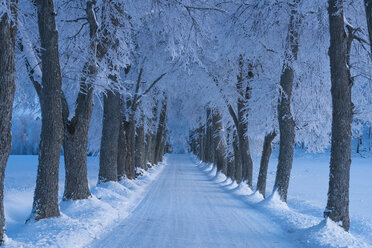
[
  {"x1": 3, "y1": 155, "x2": 165, "y2": 247},
  {"x1": 198, "y1": 150, "x2": 372, "y2": 248},
  {"x1": 2, "y1": 152, "x2": 372, "y2": 247},
  {"x1": 90, "y1": 154, "x2": 300, "y2": 248},
  {"x1": 267, "y1": 151, "x2": 372, "y2": 247}
]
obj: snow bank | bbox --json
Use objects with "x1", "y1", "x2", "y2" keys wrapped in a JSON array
[
  {"x1": 3, "y1": 155, "x2": 166, "y2": 247},
  {"x1": 193, "y1": 154, "x2": 372, "y2": 248}
]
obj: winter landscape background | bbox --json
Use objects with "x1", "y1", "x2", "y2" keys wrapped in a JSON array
[{"x1": 2, "y1": 0, "x2": 372, "y2": 247}]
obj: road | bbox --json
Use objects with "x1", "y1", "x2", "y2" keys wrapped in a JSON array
[{"x1": 90, "y1": 154, "x2": 299, "y2": 248}]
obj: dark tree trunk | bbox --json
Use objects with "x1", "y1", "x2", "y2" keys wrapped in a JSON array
[
  {"x1": 159, "y1": 125, "x2": 167, "y2": 161},
  {"x1": 154, "y1": 95, "x2": 167, "y2": 164},
  {"x1": 144, "y1": 132, "x2": 152, "y2": 168},
  {"x1": 324, "y1": 0, "x2": 353, "y2": 231},
  {"x1": 233, "y1": 131, "x2": 242, "y2": 183},
  {"x1": 62, "y1": 86, "x2": 93, "y2": 200},
  {"x1": 236, "y1": 55, "x2": 254, "y2": 187},
  {"x1": 0, "y1": 0, "x2": 18, "y2": 242},
  {"x1": 148, "y1": 102, "x2": 159, "y2": 165},
  {"x1": 212, "y1": 110, "x2": 227, "y2": 173},
  {"x1": 117, "y1": 98, "x2": 127, "y2": 180},
  {"x1": 198, "y1": 126, "x2": 205, "y2": 162},
  {"x1": 135, "y1": 115, "x2": 146, "y2": 169},
  {"x1": 125, "y1": 117, "x2": 136, "y2": 179},
  {"x1": 204, "y1": 108, "x2": 214, "y2": 163},
  {"x1": 99, "y1": 91, "x2": 121, "y2": 183},
  {"x1": 226, "y1": 128, "x2": 235, "y2": 179},
  {"x1": 273, "y1": 0, "x2": 300, "y2": 202},
  {"x1": 257, "y1": 131, "x2": 276, "y2": 198},
  {"x1": 62, "y1": 1, "x2": 98, "y2": 201},
  {"x1": 30, "y1": 0, "x2": 64, "y2": 221}
]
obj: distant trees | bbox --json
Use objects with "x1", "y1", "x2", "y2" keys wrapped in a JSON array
[{"x1": 0, "y1": 0, "x2": 18, "y2": 243}]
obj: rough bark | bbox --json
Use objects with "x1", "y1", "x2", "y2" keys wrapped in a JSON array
[
  {"x1": 62, "y1": 0, "x2": 98, "y2": 201},
  {"x1": 148, "y1": 101, "x2": 159, "y2": 165},
  {"x1": 98, "y1": 91, "x2": 121, "y2": 183},
  {"x1": 154, "y1": 95, "x2": 168, "y2": 164},
  {"x1": 135, "y1": 115, "x2": 146, "y2": 169},
  {"x1": 0, "y1": 0, "x2": 18, "y2": 242},
  {"x1": 198, "y1": 126, "x2": 205, "y2": 162},
  {"x1": 273, "y1": 0, "x2": 300, "y2": 202},
  {"x1": 236, "y1": 55, "x2": 254, "y2": 187},
  {"x1": 30, "y1": 0, "x2": 64, "y2": 221},
  {"x1": 117, "y1": 98, "x2": 127, "y2": 180},
  {"x1": 144, "y1": 133, "x2": 152, "y2": 168},
  {"x1": 324, "y1": 0, "x2": 353, "y2": 231},
  {"x1": 232, "y1": 130, "x2": 242, "y2": 184},
  {"x1": 257, "y1": 131, "x2": 277, "y2": 198},
  {"x1": 204, "y1": 108, "x2": 214, "y2": 163},
  {"x1": 226, "y1": 128, "x2": 235, "y2": 179},
  {"x1": 98, "y1": 0, "x2": 124, "y2": 182},
  {"x1": 212, "y1": 110, "x2": 227, "y2": 173}
]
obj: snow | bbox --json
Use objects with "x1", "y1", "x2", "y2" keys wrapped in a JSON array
[
  {"x1": 196, "y1": 151, "x2": 372, "y2": 248},
  {"x1": 3, "y1": 153, "x2": 372, "y2": 247},
  {"x1": 3, "y1": 155, "x2": 166, "y2": 247},
  {"x1": 90, "y1": 154, "x2": 300, "y2": 248}
]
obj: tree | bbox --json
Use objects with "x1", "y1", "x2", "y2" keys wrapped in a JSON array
[
  {"x1": 212, "y1": 109, "x2": 227, "y2": 173},
  {"x1": 324, "y1": 0, "x2": 354, "y2": 231},
  {"x1": 154, "y1": 94, "x2": 168, "y2": 164},
  {"x1": 98, "y1": 0, "x2": 130, "y2": 183},
  {"x1": 257, "y1": 131, "x2": 276, "y2": 198},
  {"x1": 273, "y1": 0, "x2": 301, "y2": 202},
  {"x1": 29, "y1": 0, "x2": 64, "y2": 221},
  {"x1": 0, "y1": 0, "x2": 18, "y2": 242},
  {"x1": 62, "y1": 0, "x2": 98, "y2": 201}
]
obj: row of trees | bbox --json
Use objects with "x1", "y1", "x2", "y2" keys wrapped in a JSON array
[
  {"x1": 2, "y1": 0, "x2": 372, "y2": 243},
  {"x1": 188, "y1": 0, "x2": 372, "y2": 233},
  {"x1": 0, "y1": 0, "x2": 169, "y2": 244}
]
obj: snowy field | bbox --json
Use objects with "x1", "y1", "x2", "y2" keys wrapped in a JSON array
[
  {"x1": 2, "y1": 152, "x2": 372, "y2": 247},
  {"x1": 3, "y1": 156, "x2": 165, "y2": 247}
]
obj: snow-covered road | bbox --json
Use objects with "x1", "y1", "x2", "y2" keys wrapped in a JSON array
[{"x1": 90, "y1": 154, "x2": 300, "y2": 248}]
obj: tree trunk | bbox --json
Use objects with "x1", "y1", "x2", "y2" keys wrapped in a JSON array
[
  {"x1": 273, "y1": 0, "x2": 300, "y2": 202},
  {"x1": 324, "y1": 0, "x2": 352, "y2": 231},
  {"x1": 117, "y1": 98, "x2": 127, "y2": 180},
  {"x1": 226, "y1": 128, "x2": 235, "y2": 179},
  {"x1": 154, "y1": 95, "x2": 167, "y2": 164},
  {"x1": 232, "y1": 131, "x2": 242, "y2": 183},
  {"x1": 204, "y1": 108, "x2": 214, "y2": 163},
  {"x1": 30, "y1": 0, "x2": 64, "y2": 221},
  {"x1": 212, "y1": 110, "x2": 227, "y2": 173},
  {"x1": 62, "y1": 1, "x2": 98, "y2": 201},
  {"x1": 98, "y1": 91, "x2": 121, "y2": 183},
  {"x1": 236, "y1": 55, "x2": 254, "y2": 187},
  {"x1": 199, "y1": 126, "x2": 205, "y2": 162},
  {"x1": 148, "y1": 102, "x2": 159, "y2": 165},
  {"x1": 144, "y1": 132, "x2": 152, "y2": 168},
  {"x1": 0, "y1": 0, "x2": 18, "y2": 242},
  {"x1": 125, "y1": 116, "x2": 136, "y2": 179},
  {"x1": 135, "y1": 115, "x2": 146, "y2": 169},
  {"x1": 257, "y1": 131, "x2": 276, "y2": 198}
]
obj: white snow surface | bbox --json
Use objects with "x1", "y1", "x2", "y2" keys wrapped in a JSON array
[
  {"x1": 2, "y1": 153, "x2": 372, "y2": 247},
  {"x1": 90, "y1": 154, "x2": 299, "y2": 248},
  {"x1": 3, "y1": 155, "x2": 166, "y2": 247}
]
